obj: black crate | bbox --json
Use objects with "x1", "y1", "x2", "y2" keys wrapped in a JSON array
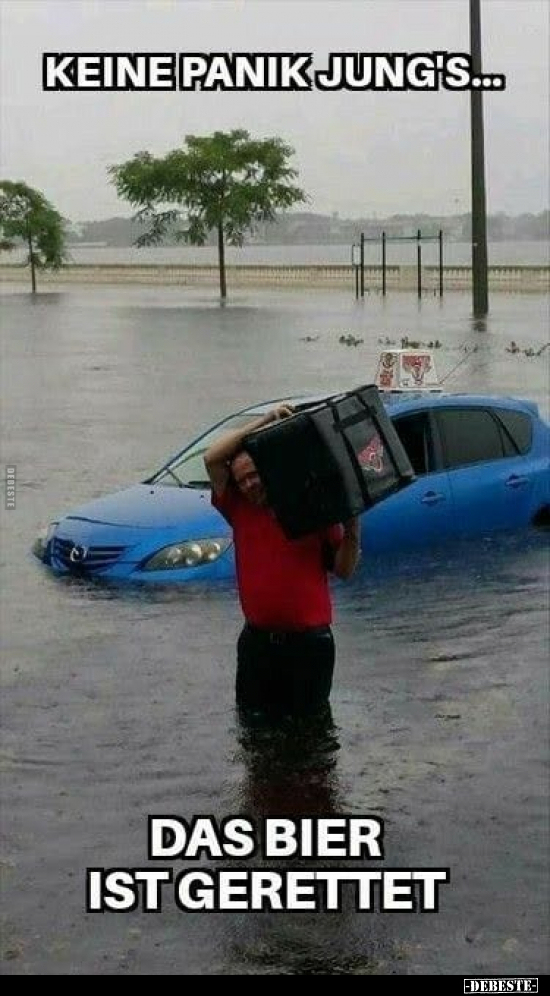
[{"x1": 243, "y1": 385, "x2": 415, "y2": 538}]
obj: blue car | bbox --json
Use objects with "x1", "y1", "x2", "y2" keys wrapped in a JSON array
[{"x1": 33, "y1": 392, "x2": 550, "y2": 583}]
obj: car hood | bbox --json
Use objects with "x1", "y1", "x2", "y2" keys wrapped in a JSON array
[{"x1": 62, "y1": 484, "x2": 215, "y2": 532}]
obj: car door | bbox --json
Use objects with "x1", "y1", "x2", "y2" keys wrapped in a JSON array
[
  {"x1": 362, "y1": 410, "x2": 455, "y2": 553},
  {"x1": 434, "y1": 406, "x2": 536, "y2": 535}
]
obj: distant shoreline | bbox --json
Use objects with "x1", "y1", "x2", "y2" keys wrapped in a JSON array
[{"x1": 1, "y1": 262, "x2": 549, "y2": 293}]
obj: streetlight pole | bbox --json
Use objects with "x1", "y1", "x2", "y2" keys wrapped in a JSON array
[{"x1": 470, "y1": 0, "x2": 489, "y2": 315}]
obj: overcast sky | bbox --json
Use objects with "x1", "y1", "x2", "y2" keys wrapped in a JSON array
[{"x1": 1, "y1": 0, "x2": 548, "y2": 221}]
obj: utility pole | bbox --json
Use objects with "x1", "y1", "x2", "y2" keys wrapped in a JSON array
[{"x1": 470, "y1": 0, "x2": 489, "y2": 315}]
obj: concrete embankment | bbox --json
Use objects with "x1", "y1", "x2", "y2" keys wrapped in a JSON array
[{"x1": 0, "y1": 262, "x2": 548, "y2": 292}]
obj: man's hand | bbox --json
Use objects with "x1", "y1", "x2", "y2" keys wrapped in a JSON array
[
  {"x1": 343, "y1": 517, "x2": 360, "y2": 539},
  {"x1": 269, "y1": 403, "x2": 294, "y2": 422},
  {"x1": 333, "y1": 517, "x2": 361, "y2": 580}
]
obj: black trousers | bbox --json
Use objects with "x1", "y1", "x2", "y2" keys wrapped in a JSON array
[{"x1": 236, "y1": 623, "x2": 335, "y2": 717}]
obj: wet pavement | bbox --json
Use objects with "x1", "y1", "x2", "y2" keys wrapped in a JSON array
[{"x1": 1, "y1": 285, "x2": 548, "y2": 974}]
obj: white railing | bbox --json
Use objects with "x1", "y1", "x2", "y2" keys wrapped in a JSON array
[{"x1": 1, "y1": 262, "x2": 548, "y2": 292}]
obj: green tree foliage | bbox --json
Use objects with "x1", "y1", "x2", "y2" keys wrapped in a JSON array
[
  {"x1": 109, "y1": 129, "x2": 306, "y2": 299},
  {"x1": 0, "y1": 180, "x2": 68, "y2": 293}
]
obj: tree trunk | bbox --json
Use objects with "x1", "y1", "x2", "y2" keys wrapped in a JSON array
[
  {"x1": 217, "y1": 221, "x2": 226, "y2": 300},
  {"x1": 27, "y1": 229, "x2": 36, "y2": 294}
]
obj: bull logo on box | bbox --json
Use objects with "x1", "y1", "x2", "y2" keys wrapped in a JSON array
[
  {"x1": 402, "y1": 352, "x2": 432, "y2": 386},
  {"x1": 357, "y1": 433, "x2": 384, "y2": 474}
]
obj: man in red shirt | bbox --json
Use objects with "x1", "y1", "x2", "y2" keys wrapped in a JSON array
[{"x1": 204, "y1": 404, "x2": 361, "y2": 718}]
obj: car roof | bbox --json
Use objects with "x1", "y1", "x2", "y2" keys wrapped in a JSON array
[
  {"x1": 243, "y1": 391, "x2": 540, "y2": 419},
  {"x1": 153, "y1": 388, "x2": 542, "y2": 481},
  {"x1": 380, "y1": 393, "x2": 540, "y2": 416}
]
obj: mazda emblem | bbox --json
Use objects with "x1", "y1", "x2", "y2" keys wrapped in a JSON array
[{"x1": 69, "y1": 544, "x2": 88, "y2": 564}]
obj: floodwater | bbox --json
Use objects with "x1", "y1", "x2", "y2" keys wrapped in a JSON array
[{"x1": 1, "y1": 284, "x2": 549, "y2": 975}]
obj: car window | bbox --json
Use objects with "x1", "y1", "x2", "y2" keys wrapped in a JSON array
[
  {"x1": 494, "y1": 409, "x2": 533, "y2": 455},
  {"x1": 151, "y1": 413, "x2": 262, "y2": 488},
  {"x1": 392, "y1": 412, "x2": 433, "y2": 475},
  {"x1": 436, "y1": 408, "x2": 507, "y2": 469}
]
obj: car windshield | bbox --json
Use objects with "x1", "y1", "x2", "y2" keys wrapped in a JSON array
[{"x1": 149, "y1": 412, "x2": 265, "y2": 488}]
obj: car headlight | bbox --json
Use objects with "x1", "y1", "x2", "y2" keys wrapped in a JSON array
[
  {"x1": 32, "y1": 521, "x2": 58, "y2": 559},
  {"x1": 141, "y1": 537, "x2": 232, "y2": 571}
]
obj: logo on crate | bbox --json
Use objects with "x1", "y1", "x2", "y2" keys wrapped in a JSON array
[
  {"x1": 357, "y1": 433, "x2": 384, "y2": 473},
  {"x1": 402, "y1": 352, "x2": 432, "y2": 386}
]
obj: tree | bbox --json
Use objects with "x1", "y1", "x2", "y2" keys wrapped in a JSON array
[
  {"x1": 109, "y1": 129, "x2": 307, "y2": 299},
  {"x1": 0, "y1": 181, "x2": 68, "y2": 293}
]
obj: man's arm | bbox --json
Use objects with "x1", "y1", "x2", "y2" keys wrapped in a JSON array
[
  {"x1": 332, "y1": 517, "x2": 361, "y2": 580},
  {"x1": 204, "y1": 404, "x2": 293, "y2": 496}
]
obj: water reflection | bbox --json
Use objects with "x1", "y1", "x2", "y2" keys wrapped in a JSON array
[
  {"x1": 471, "y1": 315, "x2": 487, "y2": 333},
  {"x1": 224, "y1": 926, "x2": 388, "y2": 975},
  {"x1": 226, "y1": 710, "x2": 396, "y2": 976},
  {"x1": 235, "y1": 708, "x2": 343, "y2": 818},
  {"x1": 1, "y1": 291, "x2": 67, "y2": 304}
]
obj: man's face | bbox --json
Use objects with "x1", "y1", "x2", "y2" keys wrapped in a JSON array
[{"x1": 231, "y1": 452, "x2": 267, "y2": 506}]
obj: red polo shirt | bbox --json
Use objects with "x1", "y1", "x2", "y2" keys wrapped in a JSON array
[{"x1": 213, "y1": 486, "x2": 343, "y2": 630}]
